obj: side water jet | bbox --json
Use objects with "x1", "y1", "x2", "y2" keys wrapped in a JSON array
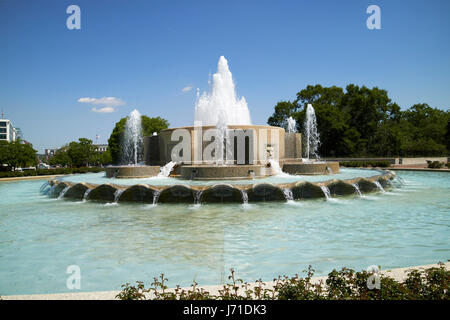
[
  {"x1": 152, "y1": 190, "x2": 161, "y2": 205},
  {"x1": 114, "y1": 189, "x2": 124, "y2": 203},
  {"x1": 320, "y1": 185, "x2": 331, "y2": 200},
  {"x1": 282, "y1": 188, "x2": 294, "y2": 202},
  {"x1": 240, "y1": 190, "x2": 249, "y2": 205},
  {"x1": 158, "y1": 161, "x2": 177, "y2": 178},
  {"x1": 58, "y1": 186, "x2": 70, "y2": 200},
  {"x1": 268, "y1": 159, "x2": 289, "y2": 177},
  {"x1": 194, "y1": 190, "x2": 203, "y2": 205},
  {"x1": 374, "y1": 181, "x2": 385, "y2": 193},
  {"x1": 82, "y1": 189, "x2": 92, "y2": 202},
  {"x1": 352, "y1": 183, "x2": 362, "y2": 197}
]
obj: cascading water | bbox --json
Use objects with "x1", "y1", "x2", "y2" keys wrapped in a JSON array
[
  {"x1": 82, "y1": 189, "x2": 92, "y2": 202},
  {"x1": 195, "y1": 56, "x2": 251, "y2": 165},
  {"x1": 158, "y1": 161, "x2": 177, "y2": 178},
  {"x1": 240, "y1": 190, "x2": 249, "y2": 204},
  {"x1": 58, "y1": 186, "x2": 70, "y2": 200},
  {"x1": 114, "y1": 189, "x2": 124, "y2": 203},
  {"x1": 122, "y1": 109, "x2": 143, "y2": 165},
  {"x1": 352, "y1": 183, "x2": 362, "y2": 197},
  {"x1": 374, "y1": 181, "x2": 385, "y2": 193},
  {"x1": 194, "y1": 190, "x2": 203, "y2": 205},
  {"x1": 268, "y1": 159, "x2": 289, "y2": 177},
  {"x1": 303, "y1": 104, "x2": 320, "y2": 161},
  {"x1": 282, "y1": 188, "x2": 294, "y2": 202},
  {"x1": 320, "y1": 185, "x2": 331, "y2": 200},
  {"x1": 287, "y1": 116, "x2": 297, "y2": 133},
  {"x1": 152, "y1": 190, "x2": 161, "y2": 205}
]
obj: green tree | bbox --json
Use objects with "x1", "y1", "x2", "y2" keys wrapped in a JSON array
[
  {"x1": 49, "y1": 147, "x2": 72, "y2": 167},
  {"x1": 108, "y1": 115, "x2": 169, "y2": 164},
  {"x1": 67, "y1": 138, "x2": 99, "y2": 167},
  {"x1": 267, "y1": 84, "x2": 447, "y2": 157},
  {"x1": 0, "y1": 140, "x2": 37, "y2": 170}
]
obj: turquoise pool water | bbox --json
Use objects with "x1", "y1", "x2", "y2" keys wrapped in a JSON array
[{"x1": 0, "y1": 169, "x2": 449, "y2": 295}]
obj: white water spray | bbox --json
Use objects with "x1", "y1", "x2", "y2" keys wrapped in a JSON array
[
  {"x1": 287, "y1": 116, "x2": 297, "y2": 133},
  {"x1": 352, "y1": 183, "x2": 362, "y2": 197},
  {"x1": 158, "y1": 161, "x2": 177, "y2": 178},
  {"x1": 82, "y1": 188, "x2": 92, "y2": 202},
  {"x1": 320, "y1": 185, "x2": 331, "y2": 200},
  {"x1": 122, "y1": 109, "x2": 143, "y2": 165},
  {"x1": 194, "y1": 56, "x2": 251, "y2": 126},
  {"x1": 268, "y1": 159, "x2": 289, "y2": 177},
  {"x1": 58, "y1": 186, "x2": 70, "y2": 200},
  {"x1": 304, "y1": 104, "x2": 320, "y2": 161},
  {"x1": 282, "y1": 188, "x2": 294, "y2": 202},
  {"x1": 374, "y1": 181, "x2": 385, "y2": 193}
]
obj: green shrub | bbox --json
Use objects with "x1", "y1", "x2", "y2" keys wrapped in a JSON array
[
  {"x1": 340, "y1": 161, "x2": 391, "y2": 168},
  {"x1": 427, "y1": 161, "x2": 444, "y2": 169},
  {"x1": 446, "y1": 162, "x2": 450, "y2": 169},
  {"x1": 0, "y1": 167, "x2": 105, "y2": 178},
  {"x1": 116, "y1": 262, "x2": 449, "y2": 300}
]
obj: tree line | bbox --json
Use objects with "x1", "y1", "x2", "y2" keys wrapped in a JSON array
[
  {"x1": 0, "y1": 140, "x2": 37, "y2": 170},
  {"x1": 268, "y1": 84, "x2": 450, "y2": 157},
  {"x1": 48, "y1": 138, "x2": 112, "y2": 167}
]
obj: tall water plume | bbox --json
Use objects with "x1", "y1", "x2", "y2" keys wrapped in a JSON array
[
  {"x1": 287, "y1": 116, "x2": 297, "y2": 133},
  {"x1": 194, "y1": 56, "x2": 251, "y2": 126},
  {"x1": 303, "y1": 104, "x2": 320, "y2": 161},
  {"x1": 122, "y1": 109, "x2": 143, "y2": 165}
]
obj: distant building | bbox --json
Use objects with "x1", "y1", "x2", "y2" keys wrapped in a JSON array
[
  {"x1": 0, "y1": 119, "x2": 18, "y2": 142},
  {"x1": 45, "y1": 148, "x2": 58, "y2": 160},
  {"x1": 94, "y1": 144, "x2": 108, "y2": 153}
]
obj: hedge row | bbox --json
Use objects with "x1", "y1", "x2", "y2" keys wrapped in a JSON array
[
  {"x1": 339, "y1": 161, "x2": 392, "y2": 168},
  {"x1": 0, "y1": 167, "x2": 105, "y2": 178},
  {"x1": 117, "y1": 263, "x2": 449, "y2": 300},
  {"x1": 427, "y1": 161, "x2": 450, "y2": 169}
]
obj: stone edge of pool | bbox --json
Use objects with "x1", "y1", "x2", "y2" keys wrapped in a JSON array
[
  {"x1": 45, "y1": 169, "x2": 396, "y2": 203},
  {"x1": 2, "y1": 262, "x2": 448, "y2": 300}
]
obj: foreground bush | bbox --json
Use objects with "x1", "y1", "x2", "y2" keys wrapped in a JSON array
[
  {"x1": 427, "y1": 161, "x2": 444, "y2": 169},
  {"x1": 340, "y1": 161, "x2": 391, "y2": 168},
  {"x1": 0, "y1": 167, "x2": 105, "y2": 178},
  {"x1": 116, "y1": 263, "x2": 449, "y2": 300}
]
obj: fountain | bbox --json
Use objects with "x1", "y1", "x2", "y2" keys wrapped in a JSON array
[
  {"x1": 105, "y1": 109, "x2": 161, "y2": 178},
  {"x1": 49, "y1": 56, "x2": 394, "y2": 203},
  {"x1": 304, "y1": 103, "x2": 320, "y2": 161},
  {"x1": 282, "y1": 103, "x2": 339, "y2": 175},
  {"x1": 122, "y1": 109, "x2": 143, "y2": 165}
]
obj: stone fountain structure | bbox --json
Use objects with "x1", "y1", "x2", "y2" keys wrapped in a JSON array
[{"x1": 47, "y1": 56, "x2": 395, "y2": 203}]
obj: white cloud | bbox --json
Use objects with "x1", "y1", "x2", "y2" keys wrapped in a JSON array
[
  {"x1": 78, "y1": 96, "x2": 126, "y2": 107},
  {"x1": 91, "y1": 107, "x2": 116, "y2": 113},
  {"x1": 181, "y1": 86, "x2": 193, "y2": 93}
]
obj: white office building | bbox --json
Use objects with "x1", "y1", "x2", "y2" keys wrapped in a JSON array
[{"x1": 0, "y1": 119, "x2": 18, "y2": 142}]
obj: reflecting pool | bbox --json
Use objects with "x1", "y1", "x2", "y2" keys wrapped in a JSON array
[{"x1": 0, "y1": 170, "x2": 448, "y2": 295}]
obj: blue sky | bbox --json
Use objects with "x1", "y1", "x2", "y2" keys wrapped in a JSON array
[{"x1": 0, "y1": 0, "x2": 449, "y2": 153}]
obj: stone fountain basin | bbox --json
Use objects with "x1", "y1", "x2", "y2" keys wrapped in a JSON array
[
  {"x1": 282, "y1": 161, "x2": 339, "y2": 175},
  {"x1": 48, "y1": 170, "x2": 395, "y2": 203},
  {"x1": 105, "y1": 165, "x2": 160, "y2": 178}
]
